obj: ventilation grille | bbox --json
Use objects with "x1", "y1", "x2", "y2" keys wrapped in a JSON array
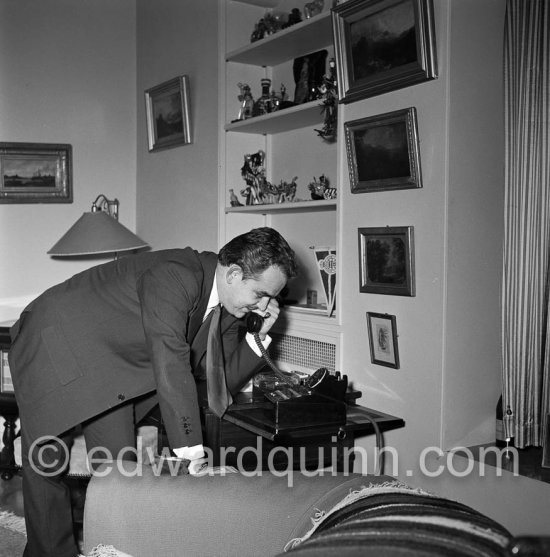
[{"x1": 270, "y1": 333, "x2": 336, "y2": 372}]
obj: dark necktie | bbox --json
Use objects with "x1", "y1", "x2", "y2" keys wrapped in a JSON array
[{"x1": 206, "y1": 304, "x2": 233, "y2": 417}]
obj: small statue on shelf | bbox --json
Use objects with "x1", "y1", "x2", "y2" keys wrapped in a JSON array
[
  {"x1": 240, "y1": 150, "x2": 268, "y2": 205},
  {"x1": 251, "y1": 11, "x2": 284, "y2": 42},
  {"x1": 308, "y1": 174, "x2": 336, "y2": 200},
  {"x1": 276, "y1": 177, "x2": 298, "y2": 203},
  {"x1": 229, "y1": 189, "x2": 242, "y2": 207},
  {"x1": 253, "y1": 78, "x2": 274, "y2": 116},
  {"x1": 304, "y1": 0, "x2": 324, "y2": 19},
  {"x1": 314, "y1": 57, "x2": 338, "y2": 142},
  {"x1": 236, "y1": 83, "x2": 254, "y2": 121},
  {"x1": 283, "y1": 8, "x2": 302, "y2": 28}
]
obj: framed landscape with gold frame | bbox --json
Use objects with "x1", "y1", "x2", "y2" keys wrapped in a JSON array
[
  {"x1": 0, "y1": 142, "x2": 72, "y2": 204},
  {"x1": 345, "y1": 107, "x2": 422, "y2": 193},
  {"x1": 145, "y1": 75, "x2": 192, "y2": 152},
  {"x1": 359, "y1": 226, "x2": 415, "y2": 296},
  {"x1": 332, "y1": 0, "x2": 437, "y2": 104}
]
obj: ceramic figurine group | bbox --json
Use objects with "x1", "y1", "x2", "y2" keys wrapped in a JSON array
[
  {"x1": 232, "y1": 151, "x2": 298, "y2": 206},
  {"x1": 229, "y1": 152, "x2": 336, "y2": 207},
  {"x1": 236, "y1": 80, "x2": 289, "y2": 121},
  {"x1": 308, "y1": 175, "x2": 337, "y2": 200},
  {"x1": 250, "y1": 5, "x2": 308, "y2": 43}
]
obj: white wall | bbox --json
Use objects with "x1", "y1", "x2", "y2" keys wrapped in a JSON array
[
  {"x1": 0, "y1": 0, "x2": 137, "y2": 320},
  {"x1": 334, "y1": 0, "x2": 510, "y2": 506},
  {"x1": 135, "y1": 0, "x2": 219, "y2": 252},
  {"x1": 338, "y1": 0, "x2": 451, "y2": 475}
]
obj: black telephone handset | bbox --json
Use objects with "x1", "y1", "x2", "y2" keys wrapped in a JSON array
[
  {"x1": 245, "y1": 312, "x2": 348, "y2": 402},
  {"x1": 246, "y1": 312, "x2": 265, "y2": 335}
]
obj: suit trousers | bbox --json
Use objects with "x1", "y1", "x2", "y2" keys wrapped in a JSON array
[{"x1": 21, "y1": 402, "x2": 136, "y2": 557}]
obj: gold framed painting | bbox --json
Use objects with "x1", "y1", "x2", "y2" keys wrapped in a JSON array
[
  {"x1": 145, "y1": 75, "x2": 192, "y2": 152},
  {"x1": 0, "y1": 142, "x2": 72, "y2": 204}
]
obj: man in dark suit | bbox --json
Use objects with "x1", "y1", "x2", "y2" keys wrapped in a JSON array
[{"x1": 9, "y1": 226, "x2": 297, "y2": 557}]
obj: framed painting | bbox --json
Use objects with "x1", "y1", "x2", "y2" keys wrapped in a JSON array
[
  {"x1": 345, "y1": 107, "x2": 422, "y2": 193},
  {"x1": 358, "y1": 226, "x2": 415, "y2": 296},
  {"x1": 0, "y1": 142, "x2": 72, "y2": 204},
  {"x1": 332, "y1": 0, "x2": 437, "y2": 103},
  {"x1": 145, "y1": 75, "x2": 192, "y2": 152},
  {"x1": 366, "y1": 312, "x2": 400, "y2": 368}
]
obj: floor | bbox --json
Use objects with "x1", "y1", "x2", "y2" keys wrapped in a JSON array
[
  {"x1": 0, "y1": 471, "x2": 86, "y2": 552},
  {"x1": 470, "y1": 444, "x2": 550, "y2": 484},
  {"x1": 0, "y1": 472, "x2": 24, "y2": 518}
]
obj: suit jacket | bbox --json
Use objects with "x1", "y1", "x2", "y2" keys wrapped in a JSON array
[{"x1": 9, "y1": 248, "x2": 264, "y2": 448}]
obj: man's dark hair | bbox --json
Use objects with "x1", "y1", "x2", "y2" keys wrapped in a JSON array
[{"x1": 218, "y1": 227, "x2": 298, "y2": 280}]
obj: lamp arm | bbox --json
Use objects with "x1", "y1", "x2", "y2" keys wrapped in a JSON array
[{"x1": 92, "y1": 194, "x2": 119, "y2": 220}]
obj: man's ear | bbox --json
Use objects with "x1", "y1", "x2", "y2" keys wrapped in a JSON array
[{"x1": 226, "y1": 264, "x2": 243, "y2": 284}]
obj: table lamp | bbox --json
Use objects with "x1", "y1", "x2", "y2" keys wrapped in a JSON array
[{"x1": 47, "y1": 194, "x2": 149, "y2": 257}]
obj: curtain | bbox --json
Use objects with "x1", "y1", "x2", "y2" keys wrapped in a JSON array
[{"x1": 502, "y1": 0, "x2": 550, "y2": 448}]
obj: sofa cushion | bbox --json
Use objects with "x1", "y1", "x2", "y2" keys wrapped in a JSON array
[
  {"x1": 285, "y1": 478, "x2": 411, "y2": 546},
  {"x1": 281, "y1": 488, "x2": 513, "y2": 556},
  {"x1": 83, "y1": 463, "x2": 396, "y2": 557}
]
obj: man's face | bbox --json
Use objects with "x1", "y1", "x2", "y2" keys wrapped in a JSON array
[{"x1": 220, "y1": 264, "x2": 287, "y2": 318}]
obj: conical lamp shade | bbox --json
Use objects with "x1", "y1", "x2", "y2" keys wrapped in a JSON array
[{"x1": 48, "y1": 211, "x2": 149, "y2": 256}]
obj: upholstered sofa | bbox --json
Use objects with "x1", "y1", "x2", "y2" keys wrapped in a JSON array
[{"x1": 81, "y1": 459, "x2": 548, "y2": 557}]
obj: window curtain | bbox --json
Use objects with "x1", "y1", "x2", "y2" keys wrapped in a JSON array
[{"x1": 502, "y1": 0, "x2": 550, "y2": 448}]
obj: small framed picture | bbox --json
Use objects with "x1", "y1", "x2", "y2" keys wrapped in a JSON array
[
  {"x1": 0, "y1": 142, "x2": 72, "y2": 204},
  {"x1": 332, "y1": 0, "x2": 437, "y2": 103},
  {"x1": 345, "y1": 107, "x2": 422, "y2": 193},
  {"x1": 0, "y1": 349, "x2": 14, "y2": 393},
  {"x1": 358, "y1": 226, "x2": 415, "y2": 296},
  {"x1": 145, "y1": 75, "x2": 192, "y2": 152},
  {"x1": 366, "y1": 312, "x2": 400, "y2": 369}
]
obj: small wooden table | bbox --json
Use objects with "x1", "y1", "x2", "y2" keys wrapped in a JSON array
[{"x1": 203, "y1": 391, "x2": 404, "y2": 472}]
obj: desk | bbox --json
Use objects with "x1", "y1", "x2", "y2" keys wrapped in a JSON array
[
  {"x1": 202, "y1": 391, "x2": 404, "y2": 472},
  {"x1": 0, "y1": 324, "x2": 18, "y2": 480}
]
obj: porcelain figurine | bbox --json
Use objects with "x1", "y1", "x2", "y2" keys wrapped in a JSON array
[{"x1": 304, "y1": 0, "x2": 324, "y2": 19}]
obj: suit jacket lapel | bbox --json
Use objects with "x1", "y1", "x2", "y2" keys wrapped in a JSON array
[
  {"x1": 220, "y1": 306, "x2": 237, "y2": 335},
  {"x1": 190, "y1": 311, "x2": 213, "y2": 373},
  {"x1": 187, "y1": 254, "x2": 217, "y2": 342}
]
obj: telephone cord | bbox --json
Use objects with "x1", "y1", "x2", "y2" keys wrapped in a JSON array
[{"x1": 253, "y1": 333, "x2": 298, "y2": 388}]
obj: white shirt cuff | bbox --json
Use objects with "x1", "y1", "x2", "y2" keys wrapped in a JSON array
[
  {"x1": 172, "y1": 444, "x2": 205, "y2": 461},
  {"x1": 246, "y1": 332, "x2": 271, "y2": 357}
]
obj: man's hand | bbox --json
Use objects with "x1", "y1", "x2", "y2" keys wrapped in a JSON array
[
  {"x1": 152, "y1": 456, "x2": 190, "y2": 476},
  {"x1": 188, "y1": 457, "x2": 238, "y2": 476},
  {"x1": 256, "y1": 298, "x2": 280, "y2": 341}
]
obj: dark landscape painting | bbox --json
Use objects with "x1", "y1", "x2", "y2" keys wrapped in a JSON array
[
  {"x1": 354, "y1": 120, "x2": 410, "y2": 182},
  {"x1": 154, "y1": 91, "x2": 184, "y2": 140},
  {"x1": 3, "y1": 158, "x2": 57, "y2": 189},
  {"x1": 366, "y1": 236, "x2": 407, "y2": 285},
  {"x1": 350, "y1": 0, "x2": 417, "y2": 81}
]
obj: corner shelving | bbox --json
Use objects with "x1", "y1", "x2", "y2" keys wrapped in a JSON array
[
  {"x1": 226, "y1": 199, "x2": 336, "y2": 214},
  {"x1": 225, "y1": 99, "x2": 325, "y2": 134},
  {"x1": 226, "y1": 11, "x2": 332, "y2": 67},
  {"x1": 221, "y1": 2, "x2": 340, "y2": 327}
]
